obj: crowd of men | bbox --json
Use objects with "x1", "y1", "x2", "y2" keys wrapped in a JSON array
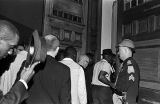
[{"x1": 0, "y1": 20, "x2": 140, "y2": 104}]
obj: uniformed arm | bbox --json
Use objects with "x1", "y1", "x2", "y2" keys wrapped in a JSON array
[
  {"x1": 98, "y1": 71, "x2": 115, "y2": 89},
  {"x1": 78, "y1": 67, "x2": 87, "y2": 104},
  {"x1": 126, "y1": 64, "x2": 138, "y2": 104},
  {"x1": 60, "y1": 67, "x2": 71, "y2": 104},
  {"x1": 126, "y1": 84, "x2": 138, "y2": 104}
]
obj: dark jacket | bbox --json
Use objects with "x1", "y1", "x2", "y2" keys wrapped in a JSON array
[
  {"x1": 0, "y1": 81, "x2": 27, "y2": 104},
  {"x1": 25, "y1": 55, "x2": 71, "y2": 104},
  {"x1": 115, "y1": 57, "x2": 140, "y2": 103}
]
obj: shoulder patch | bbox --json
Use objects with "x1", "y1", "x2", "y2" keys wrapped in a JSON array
[
  {"x1": 127, "y1": 66, "x2": 135, "y2": 74},
  {"x1": 129, "y1": 74, "x2": 135, "y2": 82}
]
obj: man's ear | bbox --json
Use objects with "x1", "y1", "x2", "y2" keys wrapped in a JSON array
[{"x1": 55, "y1": 47, "x2": 59, "y2": 54}]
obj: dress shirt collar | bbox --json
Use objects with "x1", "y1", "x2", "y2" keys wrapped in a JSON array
[
  {"x1": 47, "y1": 51, "x2": 55, "y2": 58},
  {"x1": 63, "y1": 58, "x2": 74, "y2": 61},
  {"x1": 101, "y1": 59, "x2": 107, "y2": 62}
]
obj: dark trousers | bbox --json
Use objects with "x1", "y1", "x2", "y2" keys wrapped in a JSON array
[{"x1": 92, "y1": 85, "x2": 113, "y2": 104}]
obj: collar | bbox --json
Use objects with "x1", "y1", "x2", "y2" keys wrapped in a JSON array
[
  {"x1": 123, "y1": 57, "x2": 132, "y2": 64},
  {"x1": 63, "y1": 58, "x2": 74, "y2": 61},
  {"x1": 101, "y1": 59, "x2": 107, "y2": 62},
  {"x1": 47, "y1": 51, "x2": 55, "y2": 58}
]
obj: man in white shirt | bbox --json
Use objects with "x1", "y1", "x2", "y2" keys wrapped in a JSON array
[
  {"x1": 92, "y1": 49, "x2": 115, "y2": 104},
  {"x1": 60, "y1": 46, "x2": 87, "y2": 104}
]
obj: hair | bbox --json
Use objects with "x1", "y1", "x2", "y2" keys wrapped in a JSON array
[
  {"x1": 44, "y1": 34, "x2": 59, "y2": 51},
  {"x1": 0, "y1": 20, "x2": 19, "y2": 45},
  {"x1": 86, "y1": 52, "x2": 95, "y2": 64},
  {"x1": 102, "y1": 53, "x2": 114, "y2": 64},
  {"x1": 64, "y1": 46, "x2": 77, "y2": 61},
  {"x1": 55, "y1": 49, "x2": 65, "y2": 61}
]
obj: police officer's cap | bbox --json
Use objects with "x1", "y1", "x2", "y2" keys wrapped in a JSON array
[{"x1": 118, "y1": 39, "x2": 135, "y2": 49}]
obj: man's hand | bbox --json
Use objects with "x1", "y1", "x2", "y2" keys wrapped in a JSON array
[{"x1": 20, "y1": 61, "x2": 40, "y2": 83}]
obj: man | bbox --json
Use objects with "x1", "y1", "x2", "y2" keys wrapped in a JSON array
[
  {"x1": 99, "y1": 39, "x2": 140, "y2": 104},
  {"x1": 26, "y1": 34, "x2": 71, "y2": 104},
  {"x1": 92, "y1": 49, "x2": 114, "y2": 104},
  {"x1": 78, "y1": 54, "x2": 91, "y2": 104},
  {"x1": 60, "y1": 46, "x2": 87, "y2": 104},
  {"x1": 78, "y1": 55, "x2": 90, "y2": 69},
  {"x1": 85, "y1": 53, "x2": 95, "y2": 104},
  {"x1": 115, "y1": 39, "x2": 140, "y2": 104},
  {"x1": 0, "y1": 20, "x2": 39, "y2": 104}
]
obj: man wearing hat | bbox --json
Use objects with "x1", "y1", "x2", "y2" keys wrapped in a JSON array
[
  {"x1": 99, "y1": 39, "x2": 140, "y2": 104},
  {"x1": 91, "y1": 49, "x2": 115, "y2": 104},
  {"x1": 114, "y1": 39, "x2": 140, "y2": 104}
]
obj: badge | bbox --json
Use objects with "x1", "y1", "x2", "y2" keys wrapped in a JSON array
[{"x1": 127, "y1": 66, "x2": 135, "y2": 74}]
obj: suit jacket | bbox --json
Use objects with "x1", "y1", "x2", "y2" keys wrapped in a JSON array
[
  {"x1": 0, "y1": 81, "x2": 27, "y2": 104},
  {"x1": 25, "y1": 55, "x2": 71, "y2": 104}
]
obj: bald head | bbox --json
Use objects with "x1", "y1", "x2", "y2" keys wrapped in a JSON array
[
  {"x1": 78, "y1": 55, "x2": 89, "y2": 68},
  {"x1": 0, "y1": 20, "x2": 19, "y2": 45},
  {"x1": 0, "y1": 20, "x2": 19, "y2": 59}
]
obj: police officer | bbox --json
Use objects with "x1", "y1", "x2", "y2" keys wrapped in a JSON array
[
  {"x1": 99, "y1": 39, "x2": 140, "y2": 104},
  {"x1": 115, "y1": 39, "x2": 140, "y2": 104}
]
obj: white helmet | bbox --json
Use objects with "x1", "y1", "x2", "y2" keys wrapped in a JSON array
[{"x1": 118, "y1": 39, "x2": 135, "y2": 49}]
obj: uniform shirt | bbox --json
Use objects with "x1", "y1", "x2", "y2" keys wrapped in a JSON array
[
  {"x1": 115, "y1": 57, "x2": 140, "y2": 103},
  {"x1": 92, "y1": 59, "x2": 113, "y2": 87},
  {"x1": 60, "y1": 58, "x2": 87, "y2": 104}
]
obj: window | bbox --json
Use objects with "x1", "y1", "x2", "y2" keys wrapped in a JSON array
[
  {"x1": 73, "y1": 16, "x2": 78, "y2": 22},
  {"x1": 53, "y1": 9, "x2": 58, "y2": 16},
  {"x1": 64, "y1": 30, "x2": 71, "y2": 41},
  {"x1": 71, "y1": 0, "x2": 83, "y2": 5},
  {"x1": 138, "y1": 19, "x2": 148, "y2": 33},
  {"x1": 58, "y1": 11, "x2": 63, "y2": 17},
  {"x1": 78, "y1": 17, "x2": 82, "y2": 23},
  {"x1": 64, "y1": 13, "x2": 68, "y2": 19},
  {"x1": 52, "y1": 8, "x2": 82, "y2": 24},
  {"x1": 75, "y1": 32, "x2": 81, "y2": 42}
]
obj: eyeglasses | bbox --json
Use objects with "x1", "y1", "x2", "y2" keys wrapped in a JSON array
[{"x1": 7, "y1": 42, "x2": 17, "y2": 55}]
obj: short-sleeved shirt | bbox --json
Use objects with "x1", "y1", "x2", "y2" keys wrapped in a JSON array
[{"x1": 92, "y1": 59, "x2": 113, "y2": 87}]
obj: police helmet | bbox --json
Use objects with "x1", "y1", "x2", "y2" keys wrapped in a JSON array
[{"x1": 118, "y1": 39, "x2": 135, "y2": 49}]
